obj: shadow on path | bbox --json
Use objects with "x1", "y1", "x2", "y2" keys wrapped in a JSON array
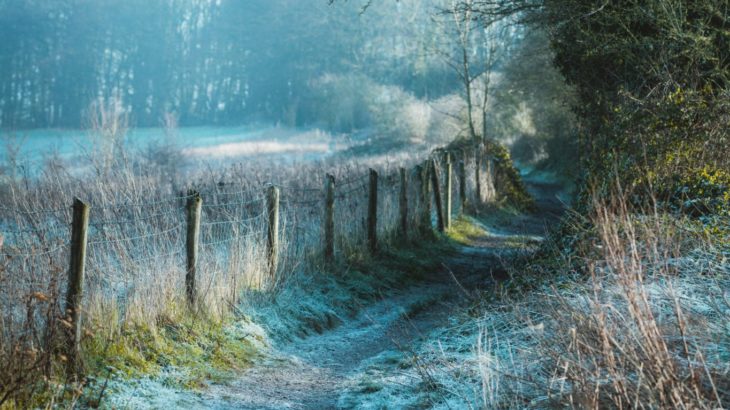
[{"x1": 199, "y1": 179, "x2": 569, "y2": 409}]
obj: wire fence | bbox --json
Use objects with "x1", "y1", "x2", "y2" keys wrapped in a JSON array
[{"x1": 0, "y1": 140, "x2": 500, "y2": 375}]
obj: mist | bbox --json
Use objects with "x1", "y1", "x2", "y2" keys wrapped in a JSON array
[{"x1": 0, "y1": 0, "x2": 576, "y2": 176}]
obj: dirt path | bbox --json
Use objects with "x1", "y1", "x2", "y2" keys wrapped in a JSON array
[{"x1": 196, "y1": 180, "x2": 566, "y2": 409}]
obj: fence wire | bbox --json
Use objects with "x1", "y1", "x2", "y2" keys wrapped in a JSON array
[{"x1": 0, "y1": 142, "x2": 493, "y2": 338}]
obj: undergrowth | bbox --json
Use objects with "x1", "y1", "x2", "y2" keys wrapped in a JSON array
[
  {"x1": 0, "y1": 100, "x2": 521, "y2": 408},
  {"x1": 394, "y1": 192, "x2": 730, "y2": 409},
  {"x1": 91, "y1": 237, "x2": 457, "y2": 408}
]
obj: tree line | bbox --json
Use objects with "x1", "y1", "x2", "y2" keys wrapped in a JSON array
[{"x1": 0, "y1": 0, "x2": 455, "y2": 129}]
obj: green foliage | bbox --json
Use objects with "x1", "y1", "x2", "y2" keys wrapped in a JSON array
[
  {"x1": 83, "y1": 316, "x2": 262, "y2": 391},
  {"x1": 667, "y1": 164, "x2": 730, "y2": 217},
  {"x1": 447, "y1": 216, "x2": 488, "y2": 245},
  {"x1": 486, "y1": 29, "x2": 580, "y2": 175},
  {"x1": 486, "y1": 139, "x2": 535, "y2": 211},
  {"x1": 536, "y1": 0, "x2": 730, "y2": 217},
  {"x1": 448, "y1": 137, "x2": 535, "y2": 211}
]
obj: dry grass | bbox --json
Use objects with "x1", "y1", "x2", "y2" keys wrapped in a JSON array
[
  {"x1": 386, "y1": 188, "x2": 729, "y2": 409},
  {"x1": 0, "y1": 101, "x2": 504, "y2": 406},
  {"x1": 467, "y1": 193, "x2": 730, "y2": 409}
]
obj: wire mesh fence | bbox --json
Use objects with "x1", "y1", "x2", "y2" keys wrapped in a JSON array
[{"x1": 0, "y1": 139, "x2": 497, "y2": 377}]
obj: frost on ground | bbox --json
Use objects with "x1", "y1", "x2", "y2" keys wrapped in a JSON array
[
  {"x1": 338, "y1": 210, "x2": 730, "y2": 409},
  {"x1": 97, "y1": 241, "x2": 451, "y2": 409},
  {"x1": 99, "y1": 319, "x2": 270, "y2": 409},
  {"x1": 340, "y1": 259, "x2": 730, "y2": 409},
  {"x1": 337, "y1": 283, "x2": 556, "y2": 409},
  {"x1": 99, "y1": 180, "x2": 565, "y2": 409}
]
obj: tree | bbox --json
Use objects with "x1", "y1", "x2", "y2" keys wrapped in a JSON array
[{"x1": 433, "y1": 0, "x2": 508, "y2": 143}]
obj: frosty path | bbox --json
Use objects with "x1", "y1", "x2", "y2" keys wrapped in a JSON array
[
  {"x1": 106, "y1": 180, "x2": 565, "y2": 409},
  {"x1": 190, "y1": 180, "x2": 566, "y2": 409}
]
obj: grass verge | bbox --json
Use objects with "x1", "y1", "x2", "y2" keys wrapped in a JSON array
[
  {"x1": 350, "y1": 199, "x2": 729, "y2": 409},
  {"x1": 70, "y1": 236, "x2": 458, "y2": 409}
]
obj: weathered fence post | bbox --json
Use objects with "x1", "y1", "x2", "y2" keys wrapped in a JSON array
[
  {"x1": 419, "y1": 162, "x2": 432, "y2": 235},
  {"x1": 367, "y1": 169, "x2": 378, "y2": 254},
  {"x1": 266, "y1": 185, "x2": 280, "y2": 279},
  {"x1": 399, "y1": 168, "x2": 408, "y2": 239},
  {"x1": 186, "y1": 191, "x2": 202, "y2": 308},
  {"x1": 65, "y1": 197, "x2": 90, "y2": 379},
  {"x1": 488, "y1": 157, "x2": 497, "y2": 200},
  {"x1": 459, "y1": 150, "x2": 467, "y2": 213},
  {"x1": 445, "y1": 153, "x2": 452, "y2": 229},
  {"x1": 430, "y1": 158, "x2": 445, "y2": 232},
  {"x1": 324, "y1": 174, "x2": 335, "y2": 263},
  {"x1": 415, "y1": 165, "x2": 425, "y2": 233},
  {"x1": 475, "y1": 144, "x2": 482, "y2": 205}
]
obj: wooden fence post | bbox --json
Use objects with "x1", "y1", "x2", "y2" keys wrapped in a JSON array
[
  {"x1": 415, "y1": 165, "x2": 424, "y2": 233},
  {"x1": 420, "y1": 162, "x2": 432, "y2": 234},
  {"x1": 488, "y1": 157, "x2": 497, "y2": 200},
  {"x1": 430, "y1": 158, "x2": 445, "y2": 232},
  {"x1": 367, "y1": 169, "x2": 378, "y2": 254},
  {"x1": 65, "y1": 197, "x2": 90, "y2": 379},
  {"x1": 186, "y1": 191, "x2": 202, "y2": 308},
  {"x1": 445, "y1": 153, "x2": 452, "y2": 229},
  {"x1": 459, "y1": 149, "x2": 467, "y2": 213},
  {"x1": 324, "y1": 174, "x2": 335, "y2": 263},
  {"x1": 266, "y1": 186, "x2": 280, "y2": 279},
  {"x1": 475, "y1": 144, "x2": 482, "y2": 205},
  {"x1": 399, "y1": 168, "x2": 408, "y2": 239}
]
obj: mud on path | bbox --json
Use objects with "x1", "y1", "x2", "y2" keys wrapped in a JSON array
[{"x1": 196, "y1": 180, "x2": 567, "y2": 409}]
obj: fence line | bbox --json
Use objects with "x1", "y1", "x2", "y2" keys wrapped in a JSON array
[{"x1": 0, "y1": 139, "x2": 498, "y2": 378}]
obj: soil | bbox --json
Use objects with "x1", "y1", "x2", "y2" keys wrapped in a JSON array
[{"x1": 194, "y1": 180, "x2": 566, "y2": 409}]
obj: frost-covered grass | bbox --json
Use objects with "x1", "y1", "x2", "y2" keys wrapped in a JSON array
[
  {"x1": 0, "y1": 100, "x2": 516, "y2": 408},
  {"x1": 238, "y1": 241, "x2": 456, "y2": 345},
  {"x1": 96, "y1": 240, "x2": 456, "y2": 409},
  {"x1": 348, "y1": 198, "x2": 730, "y2": 409},
  {"x1": 0, "y1": 111, "x2": 484, "y2": 407}
]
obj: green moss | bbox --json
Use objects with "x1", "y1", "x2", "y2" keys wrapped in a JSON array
[
  {"x1": 485, "y1": 140, "x2": 536, "y2": 212},
  {"x1": 447, "y1": 216, "x2": 487, "y2": 245},
  {"x1": 445, "y1": 137, "x2": 535, "y2": 212},
  {"x1": 83, "y1": 315, "x2": 261, "y2": 393}
]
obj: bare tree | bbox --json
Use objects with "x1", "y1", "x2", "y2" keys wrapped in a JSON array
[
  {"x1": 435, "y1": 0, "x2": 506, "y2": 143},
  {"x1": 453, "y1": 0, "x2": 478, "y2": 141},
  {"x1": 477, "y1": 23, "x2": 504, "y2": 142}
]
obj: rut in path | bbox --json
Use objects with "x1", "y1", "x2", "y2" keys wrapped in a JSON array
[{"x1": 192, "y1": 180, "x2": 566, "y2": 409}]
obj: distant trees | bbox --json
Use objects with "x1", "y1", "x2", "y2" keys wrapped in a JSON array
[
  {"x1": 0, "y1": 0, "x2": 457, "y2": 130},
  {"x1": 485, "y1": 28, "x2": 578, "y2": 172}
]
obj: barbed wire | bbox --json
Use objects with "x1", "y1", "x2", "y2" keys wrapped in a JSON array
[
  {"x1": 335, "y1": 183, "x2": 368, "y2": 199},
  {"x1": 1, "y1": 144, "x2": 472, "y2": 279},
  {"x1": 124, "y1": 249, "x2": 185, "y2": 266},
  {"x1": 197, "y1": 183, "x2": 261, "y2": 197},
  {"x1": 337, "y1": 172, "x2": 370, "y2": 186},
  {"x1": 271, "y1": 184, "x2": 322, "y2": 193},
  {"x1": 88, "y1": 192, "x2": 196, "y2": 210},
  {"x1": 0, "y1": 206, "x2": 71, "y2": 215},
  {"x1": 0, "y1": 224, "x2": 70, "y2": 235},
  {"x1": 89, "y1": 206, "x2": 186, "y2": 227},
  {"x1": 281, "y1": 198, "x2": 322, "y2": 207}
]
